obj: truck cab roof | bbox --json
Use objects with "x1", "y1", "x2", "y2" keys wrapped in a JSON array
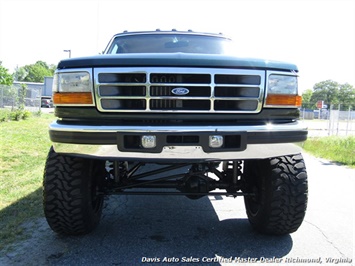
[{"x1": 103, "y1": 30, "x2": 233, "y2": 55}]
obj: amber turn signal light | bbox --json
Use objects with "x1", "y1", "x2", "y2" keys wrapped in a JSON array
[
  {"x1": 53, "y1": 92, "x2": 93, "y2": 105},
  {"x1": 266, "y1": 94, "x2": 302, "y2": 107}
]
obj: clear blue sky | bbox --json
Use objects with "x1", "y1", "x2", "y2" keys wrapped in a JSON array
[{"x1": 0, "y1": 0, "x2": 354, "y2": 92}]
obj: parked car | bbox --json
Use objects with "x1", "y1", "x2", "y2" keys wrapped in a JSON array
[{"x1": 41, "y1": 96, "x2": 53, "y2": 108}]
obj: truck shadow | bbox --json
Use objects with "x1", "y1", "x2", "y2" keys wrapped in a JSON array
[
  {"x1": 52, "y1": 194, "x2": 291, "y2": 265},
  {"x1": 1, "y1": 190, "x2": 293, "y2": 265}
]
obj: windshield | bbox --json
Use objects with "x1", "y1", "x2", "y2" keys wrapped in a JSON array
[{"x1": 105, "y1": 33, "x2": 233, "y2": 54}]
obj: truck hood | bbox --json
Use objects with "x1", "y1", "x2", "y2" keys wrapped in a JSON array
[{"x1": 57, "y1": 53, "x2": 298, "y2": 72}]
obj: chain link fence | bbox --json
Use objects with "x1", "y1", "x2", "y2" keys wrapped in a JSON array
[
  {"x1": 300, "y1": 106, "x2": 355, "y2": 137},
  {"x1": 0, "y1": 84, "x2": 42, "y2": 112}
]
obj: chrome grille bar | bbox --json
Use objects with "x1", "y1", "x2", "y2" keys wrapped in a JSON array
[{"x1": 94, "y1": 67, "x2": 265, "y2": 113}]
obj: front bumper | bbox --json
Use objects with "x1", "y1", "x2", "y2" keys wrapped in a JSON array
[{"x1": 49, "y1": 121, "x2": 307, "y2": 161}]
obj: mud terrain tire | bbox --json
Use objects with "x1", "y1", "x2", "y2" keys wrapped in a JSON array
[
  {"x1": 43, "y1": 147, "x2": 105, "y2": 235},
  {"x1": 244, "y1": 154, "x2": 308, "y2": 235}
]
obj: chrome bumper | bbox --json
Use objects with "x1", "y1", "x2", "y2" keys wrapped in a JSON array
[{"x1": 49, "y1": 121, "x2": 307, "y2": 161}]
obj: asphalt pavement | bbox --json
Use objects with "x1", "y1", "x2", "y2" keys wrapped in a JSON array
[{"x1": 0, "y1": 152, "x2": 353, "y2": 265}]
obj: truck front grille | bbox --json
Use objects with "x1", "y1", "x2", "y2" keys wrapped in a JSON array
[{"x1": 95, "y1": 68, "x2": 265, "y2": 113}]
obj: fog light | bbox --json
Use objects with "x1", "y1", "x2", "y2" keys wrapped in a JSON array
[
  {"x1": 141, "y1": 135, "x2": 156, "y2": 148},
  {"x1": 209, "y1": 135, "x2": 223, "y2": 148}
]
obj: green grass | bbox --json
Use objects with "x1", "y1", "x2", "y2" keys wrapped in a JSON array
[
  {"x1": 0, "y1": 113, "x2": 54, "y2": 250},
  {"x1": 303, "y1": 136, "x2": 355, "y2": 167}
]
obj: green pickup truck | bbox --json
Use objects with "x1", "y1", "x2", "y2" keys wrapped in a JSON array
[{"x1": 43, "y1": 30, "x2": 308, "y2": 236}]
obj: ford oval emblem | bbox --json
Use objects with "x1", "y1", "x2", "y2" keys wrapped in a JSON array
[{"x1": 172, "y1": 87, "x2": 190, "y2": 95}]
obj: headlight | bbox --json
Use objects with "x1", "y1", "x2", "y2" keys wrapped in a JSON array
[
  {"x1": 268, "y1": 75, "x2": 297, "y2": 94},
  {"x1": 52, "y1": 70, "x2": 94, "y2": 106},
  {"x1": 53, "y1": 72, "x2": 91, "y2": 92},
  {"x1": 265, "y1": 74, "x2": 302, "y2": 107}
]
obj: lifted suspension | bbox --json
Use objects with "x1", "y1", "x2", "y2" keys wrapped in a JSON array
[{"x1": 103, "y1": 160, "x2": 253, "y2": 198}]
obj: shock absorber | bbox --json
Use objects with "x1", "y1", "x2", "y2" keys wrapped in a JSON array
[
  {"x1": 222, "y1": 160, "x2": 243, "y2": 194},
  {"x1": 105, "y1": 161, "x2": 128, "y2": 185}
]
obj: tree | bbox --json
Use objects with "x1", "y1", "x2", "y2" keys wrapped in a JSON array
[
  {"x1": 305, "y1": 80, "x2": 355, "y2": 110},
  {"x1": 311, "y1": 80, "x2": 339, "y2": 108},
  {"x1": 13, "y1": 66, "x2": 28, "y2": 81},
  {"x1": 338, "y1": 83, "x2": 355, "y2": 110},
  {"x1": 0, "y1": 61, "x2": 13, "y2": 85},
  {"x1": 301, "y1": 89, "x2": 313, "y2": 109},
  {"x1": 14, "y1": 61, "x2": 55, "y2": 82}
]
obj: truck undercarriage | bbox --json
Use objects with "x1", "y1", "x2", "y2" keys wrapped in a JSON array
[{"x1": 103, "y1": 160, "x2": 250, "y2": 198}]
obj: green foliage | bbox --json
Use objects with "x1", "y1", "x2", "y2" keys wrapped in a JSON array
[
  {"x1": 302, "y1": 80, "x2": 355, "y2": 110},
  {"x1": 338, "y1": 83, "x2": 355, "y2": 110},
  {"x1": 0, "y1": 109, "x2": 11, "y2": 122},
  {"x1": 311, "y1": 80, "x2": 339, "y2": 106},
  {"x1": 18, "y1": 84, "x2": 27, "y2": 111},
  {"x1": 13, "y1": 66, "x2": 28, "y2": 81},
  {"x1": 14, "y1": 61, "x2": 55, "y2": 82},
  {"x1": 303, "y1": 136, "x2": 355, "y2": 167},
  {"x1": 9, "y1": 110, "x2": 31, "y2": 121},
  {"x1": 0, "y1": 62, "x2": 13, "y2": 85},
  {"x1": 10, "y1": 110, "x2": 23, "y2": 121},
  {"x1": 0, "y1": 109, "x2": 32, "y2": 122},
  {"x1": 301, "y1": 89, "x2": 313, "y2": 109}
]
